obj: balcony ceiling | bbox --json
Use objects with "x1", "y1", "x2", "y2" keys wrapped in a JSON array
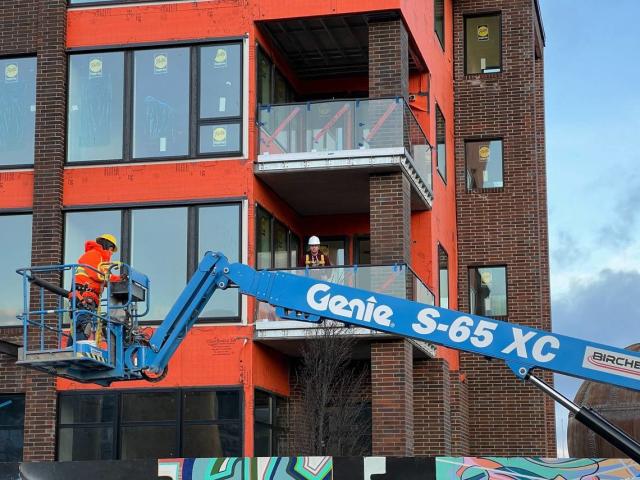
[{"x1": 258, "y1": 13, "x2": 422, "y2": 79}]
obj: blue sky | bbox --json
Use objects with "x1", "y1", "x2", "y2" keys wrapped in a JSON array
[{"x1": 540, "y1": 0, "x2": 640, "y2": 456}]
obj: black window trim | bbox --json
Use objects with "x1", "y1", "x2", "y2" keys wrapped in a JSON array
[
  {"x1": 66, "y1": 39, "x2": 244, "y2": 166},
  {"x1": 464, "y1": 136, "x2": 505, "y2": 192},
  {"x1": 435, "y1": 102, "x2": 446, "y2": 184},
  {"x1": 434, "y1": 0, "x2": 445, "y2": 51},
  {"x1": 61, "y1": 200, "x2": 243, "y2": 324},
  {"x1": 463, "y1": 11, "x2": 503, "y2": 76},
  {"x1": 68, "y1": 0, "x2": 193, "y2": 10},
  {"x1": 254, "y1": 387, "x2": 285, "y2": 457},
  {"x1": 437, "y1": 242, "x2": 449, "y2": 308},
  {"x1": 254, "y1": 203, "x2": 300, "y2": 269},
  {"x1": 0, "y1": 54, "x2": 38, "y2": 171},
  {"x1": 467, "y1": 264, "x2": 509, "y2": 319}
]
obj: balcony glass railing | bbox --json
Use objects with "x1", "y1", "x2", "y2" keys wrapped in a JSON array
[
  {"x1": 258, "y1": 97, "x2": 432, "y2": 191},
  {"x1": 255, "y1": 264, "x2": 435, "y2": 326}
]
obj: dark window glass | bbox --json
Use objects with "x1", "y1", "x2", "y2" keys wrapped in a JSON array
[
  {"x1": 254, "y1": 422, "x2": 271, "y2": 456},
  {"x1": 68, "y1": 52, "x2": 124, "y2": 162},
  {"x1": 59, "y1": 394, "x2": 116, "y2": 424},
  {"x1": 200, "y1": 44, "x2": 241, "y2": 119},
  {"x1": 355, "y1": 237, "x2": 371, "y2": 265},
  {"x1": 289, "y1": 232, "x2": 300, "y2": 268},
  {"x1": 0, "y1": 57, "x2": 36, "y2": 166},
  {"x1": 254, "y1": 390, "x2": 271, "y2": 424},
  {"x1": 254, "y1": 390, "x2": 284, "y2": 456},
  {"x1": 58, "y1": 427, "x2": 114, "y2": 461},
  {"x1": 257, "y1": 48, "x2": 272, "y2": 105},
  {"x1": 273, "y1": 221, "x2": 288, "y2": 269},
  {"x1": 198, "y1": 123, "x2": 240, "y2": 155},
  {"x1": 131, "y1": 207, "x2": 187, "y2": 321},
  {"x1": 198, "y1": 205, "x2": 240, "y2": 319},
  {"x1": 469, "y1": 266, "x2": 507, "y2": 317},
  {"x1": 0, "y1": 395, "x2": 25, "y2": 462},
  {"x1": 466, "y1": 139, "x2": 503, "y2": 189},
  {"x1": 436, "y1": 105, "x2": 446, "y2": 182},
  {"x1": 184, "y1": 390, "x2": 240, "y2": 421},
  {"x1": 0, "y1": 215, "x2": 31, "y2": 327},
  {"x1": 183, "y1": 423, "x2": 241, "y2": 457},
  {"x1": 133, "y1": 48, "x2": 190, "y2": 158},
  {"x1": 256, "y1": 207, "x2": 272, "y2": 269},
  {"x1": 121, "y1": 425, "x2": 178, "y2": 459},
  {"x1": 435, "y1": 0, "x2": 445, "y2": 49},
  {"x1": 438, "y1": 245, "x2": 449, "y2": 309},
  {"x1": 465, "y1": 14, "x2": 502, "y2": 74},
  {"x1": 0, "y1": 395, "x2": 25, "y2": 427},
  {"x1": 121, "y1": 391, "x2": 177, "y2": 422}
]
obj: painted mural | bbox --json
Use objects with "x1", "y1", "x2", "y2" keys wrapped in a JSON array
[{"x1": 436, "y1": 457, "x2": 640, "y2": 480}]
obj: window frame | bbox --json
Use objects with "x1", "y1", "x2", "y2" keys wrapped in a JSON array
[
  {"x1": 464, "y1": 137, "x2": 504, "y2": 191},
  {"x1": 467, "y1": 264, "x2": 508, "y2": 319},
  {"x1": 437, "y1": 243, "x2": 449, "y2": 308},
  {"x1": 57, "y1": 387, "x2": 243, "y2": 461},
  {"x1": 254, "y1": 204, "x2": 300, "y2": 269},
  {"x1": 62, "y1": 200, "x2": 243, "y2": 324},
  {"x1": 255, "y1": 44, "x2": 295, "y2": 108},
  {"x1": 463, "y1": 12, "x2": 503, "y2": 76},
  {"x1": 253, "y1": 388, "x2": 285, "y2": 457},
  {"x1": 66, "y1": 39, "x2": 244, "y2": 166},
  {"x1": 0, "y1": 54, "x2": 38, "y2": 170},
  {"x1": 68, "y1": 0, "x2": 190, "y2": 9},
  {"x1": 435, "y1": 103, "x2": 446, "y2": 183},
  {"x1": 434, "y1": 0, "x2": 445, "y2": 51},
  {"x1": 0, "y1": 393, "x2": 26, "y2": 462}
]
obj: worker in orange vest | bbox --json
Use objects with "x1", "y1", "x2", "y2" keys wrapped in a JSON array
[
  {"x1": 301, "y1": 236, "x2": 331, "y2": 268},
  {"x1": 69, "y1": 234, "x2": 121, "y2": 344}
]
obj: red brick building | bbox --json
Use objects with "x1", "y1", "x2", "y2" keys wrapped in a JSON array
[{"x1": 0, "y1": 0, "x2": 553, "y2": 461}]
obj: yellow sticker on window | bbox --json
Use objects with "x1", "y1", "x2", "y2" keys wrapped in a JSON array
[
  {"x1": 89, "y1": 58, "x2": 103, "y2": 78},
  {"x1": 214, "y1": 48, "x2": 228, "y2": 68},
  {"x1": 5, "y1": 64, "x2": 18, "y2": 83},
  {"x1": 479, "y1": 145, "x2": 490, "y2": 160},
  {"x1": 481, "y1": 271, "x2": 493, "y2": 285},
  {"x1": 477, "y1": 25, "x2": 489, "y2": 41},
  {"x1": 213, "y1": 127, "x2": 227, "y2": 146},
  {"x1": 154, "y1": 54, "x2": 168, "y2": 74}
]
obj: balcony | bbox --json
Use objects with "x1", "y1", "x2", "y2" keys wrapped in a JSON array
[
  {"x1": 254, "y1": 264, "x2": 436, "y2": 359},
  {"x1": 256, "y1": 97, "x2": 433, "y2": 215}
]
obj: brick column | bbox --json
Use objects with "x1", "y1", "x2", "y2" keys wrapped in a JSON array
[
  {"x1": 414, "y1": 359, "x2": 451, "y2": 455},
  {"x1": 449, "y1": 371, "x2": 470, "y2": 455},
  {"x1": 368, "y1": 18, "x2": 409, "y2": 99}
]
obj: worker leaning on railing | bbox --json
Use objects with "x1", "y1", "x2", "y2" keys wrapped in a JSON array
[{"x1": 68, "y1": 234, "x2": 121, "y2": 344}]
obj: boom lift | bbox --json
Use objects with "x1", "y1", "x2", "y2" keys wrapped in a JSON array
[{"x1": 15, "y1": 252, "x2": 640, "y2": 461}]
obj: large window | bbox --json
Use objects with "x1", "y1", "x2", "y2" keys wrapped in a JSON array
[
  {"x1": 469, "y1": 266, "x2": 507, "y2": 317},
  {"x1": 434, "y1": 0, "x2": 445, "y2": 49},
  {"x1": 63, "y1": 203, "x2": 241, "y2": 322},
  {"x1": 58, "y1": 388, "x2": 242, "y2": 461},
  {"x1": 0, "y1": 214, "x2": 32, "y2": 327},
  {"x1": 0, "y1": 57, "x2": 36, "y2": 166},
  {"x1": 466, "y1": 139, "x2": 503, "y2": 189},
  {"x1": 0, "y1": 394, "x2": 25, "y2": 462},
  {"x1": 465, "y1": 14, "x2": 502, "y2": 74},
  {"x1": 435, "y1": 105, "x2": 446, "y2": 182},
  {"x1": 255, "y1": 205, "x2": 299, "y2": 270},
  {"x1": 67, "y1": 41, "x2": 242, "y2": 163},
  {"x1": 254, "y1": 390, "x2": 285, "y2": 456},
  {"x1": 438, "y1": 245, "x2": 449, "y2": 309},
  {"x1": 257, "y1": 47, "x2": 295, "y2": 105}
]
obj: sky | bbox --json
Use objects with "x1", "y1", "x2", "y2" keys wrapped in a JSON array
[{"x1": 539, "y1": 0, "x2": 640, "y2": 456}]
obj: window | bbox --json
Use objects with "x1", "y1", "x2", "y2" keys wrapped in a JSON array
[
  {"x1": 434, "y1": 0, "x2": 445, "y2": 49},
  {"x1": 58, "y1": 388, "x2": 242, "y2": 461},
  {"x1": 0, "y1": 214, "x2": 32, "y2": 327},
  {"x1": 67, "y1": 41, "x2": 243, "y2": 163},
  {"x1": 435, "y1": 105, "x2": 446, "y2": 182},
  {"x1": 355, "y1": 236, "x2": 371, "y2": 265},
  {"x1": 438, "y1": 245, "x2": 449, "y2": 308},
  {"x1": 256, "y1": 47, "x2": 295, "y2": 105},
  {"x1": 0, "y1": 394, "x2": 25, "y2": 462},
  {"x1": 469, "y1": 266, "x2": 507, "y2": 317},
  {"x1": 63, "y1": 203, "x2": 241, "y2": 322},
  {"x1": 254, "y1": 390, "x2": 285, "y2": 456},
  {"x1": 255, "y1": 205, "x2": 299, "y2": 269},
  {"x1": 465, "y1": 14, "x2": 502, "y2": 74},
  {"x1": 466, "y1": 139, "x2": 503, "y2": 189},
  {"x1": 0, "y1": 57, "x2": 36, "y2": 166}
]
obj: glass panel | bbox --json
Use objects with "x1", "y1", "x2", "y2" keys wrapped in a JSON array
[
  {"x1": 307, "y1": 100, "x2": 353, "y2": 152},
  {"x1": 465, "y1": 15, "x2": 501, "y2": 74},
  {"x1": 0, "y1": 57, "x2": 36, "y2": 165},
  {"x1": 258, "y1": 103, "x2": 302, "y2": 155},
  {"x1": 254, "y1": 390, "x2": 271, "y2": 424},
  {"x1": 273, "y1": 70, "x2": 288, "y2": 104},
  {"x1": 59, "y1": 394, "x2": 116, "y2": 424},
  {"x1": 273, "y1": 221, "x2": 288, "y2": 269},
  {"x1": 68, "y1": 52, "x2": 124, "y2": 162},
  {"x1": 183, "y1": 390, "x2": 240, "y2": 421},
  {"x1": 131, "y1": 207, "x2": 187, "y2": 321},
  {"x1": 121, "y1": 391, "x2": 177, "y2": 422},
  {"x1": 435, "y1": 0, "x2": 445, "y2": 48},
  {"x1": 133, "y1": 48, "x2": 189, "y2": 158},
  {"x1": 289, "y1": 233, "x2": 299, "y2": 268},
  {"x1": 256, "y1": 207, "x2": 272, "y2": 269},
  {"x1": 257, "y1": 48, "x2": 272, "y2": 105},
  {"x1": 182, "y1": 423, "x2": 241, "y2": 457},
  {"x1": 0, "y1": 215, "x2": 31, "y2": 326},
  {"x1": 439, "y1": 268, "x2": 449, "y2": 308},
  {"x1": 355, "y1": 98, "x2": 403, "y2": 150},
  {"x1": 200, "y1": 44, "x2": 241, "y2": 119},
  {"x1": 0, "y1": 429, "x2": 23, "y2": 462},
  {"x1": 0, "y1": 395, "x2": 25, "y2": 427},
  {"x1": 436, "y1": 105, "x2": 446, "y2": 181},
  {"x1": 120, "y1": 425, "x2": 177, "y2": 459},
  {"x1": 198, "y1": 123, "x2": 240, "y2": 155},
  {"x1": 469, "y1": 267, "x2": 507, "y2": 317},
  {"x1": 198, "y1": 205, "x2": 240, "y2": 319},
  {"x1": 466, "y1": 139, "x2": 503, "y2": 189},
  {"x1": 356, "y1": 237, "x2": 370, "y2": 265},
  {"x1": 254, "y1": 423, "x2": 271, "y2": 456},
  {"x1": 323, "y1": 239, "x2": 346, "y2": 266},
  {"x1": 57, "y1": 427, "x2": 113, "y2": 461}
]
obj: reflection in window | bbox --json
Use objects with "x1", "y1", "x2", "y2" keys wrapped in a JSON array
[
  {"x1": 256, "y1": 206, "x2": 272, "y2": 270},
  {"x1": 256, "y1": 206, "x2": 298, "y2": 269},
  {"x1": 289, "y1": 233, "x2": 300, "y2": 268},
  {"x1": 0, "y1": 215, "x2": 31, "y2": 327},
  {"x1": 466, "y1": 139, "x2": 503, "y2": 189},
  {"x1": 198, "y1": 204, "x2": 240, "y2": 319},
  {"x1": 254, "y1": 390, "x2": 284, "y2": 456},
  {"x1": 200, "y1": 44, "x2": 241, "y2": 119},
  {"x1": 438, "y1": 245, "x2": 449, "y2": 308},
  {"x1": 465, "y1": 14, "x2": 502, "y2": 74},
  {"x1": 0, "y1": 394, "x2": 25, "y2": 462},
  {"x1": 131, "y1": 207, "x2": 187, "y2": 321},
  {"x1": 0, "y1": 57, "x2": 36, "y2": 166},
  {"x1": 257, "y1": 48, "x2": 272, "y2": 106},
  {"x1": 435, "y1": 0, "x2": 445, "y2": 49},
  {"x1": 133, "y1": 48, "x2": 190, "y2": 158},
  {"x1": 273, "y1": 221, "x2": 288, "y2": 268},
  {"x1": 436, "y1": 105, "x2": 446, "y2": 182},
  {"x1": 68, "y1": 52, "x2": 124, "y2": 162},
  {"x1": 469, "y1": 266, "x2": 507, "y2": 317}
]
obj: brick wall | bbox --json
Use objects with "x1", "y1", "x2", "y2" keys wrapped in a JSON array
[
  {"x1": 453, "y1": 0, "x2": 554, "y2": 455},
  {"x1": 368, "y1": 19, "x2": 408, "y2": 100},
  {"x1": 414, "y1": 358, "x2": 451, "y2": 455},
  {"x1": 449, "y1": 371, "x2": 470, "y2": 455}
]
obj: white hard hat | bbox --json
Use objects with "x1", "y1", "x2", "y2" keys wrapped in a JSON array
[{"x1": 308, "y1": 236, "x2": 321, "y2": 246}]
